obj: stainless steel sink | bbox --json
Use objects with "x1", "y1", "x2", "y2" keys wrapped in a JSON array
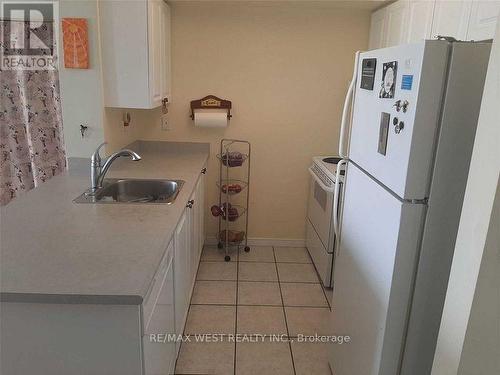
[{"x1": 74, "y1": 179, "x2": 184, "y2": 204}]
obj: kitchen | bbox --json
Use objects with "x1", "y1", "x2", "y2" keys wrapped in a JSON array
[{"x1": 1, "y1": 1, "x2": 499, "y2": 375}]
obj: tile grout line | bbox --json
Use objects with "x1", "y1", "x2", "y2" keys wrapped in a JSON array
[
  {"x1": 300, "y1": 247, "x2": 332, "y2": 310},
  {"x1": 190, "y1": 303, "x2": 329, "y2": 308},
  {"x1": 273, "y1": 246, "x2": 297, "y2": 375},
  {"x1": 195, "y1": 278, "x2": 321, "y2": 284},
  {"x1": 201, "y1": 260, "x2": 314, "y2": 265},
  {"x1": 233, "y1": 247, "x2": 240, "y2": 375},
  {"x1": 305, "y1": 251, "x2": 333, "y2": 310},
  {"x1": 321, "y1": 285, "x2": 333, "y2": 311}
]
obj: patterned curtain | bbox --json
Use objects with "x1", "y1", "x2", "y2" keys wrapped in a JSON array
[{"x1": 0, "y1": 20, "x2": 67, "y2": 205}]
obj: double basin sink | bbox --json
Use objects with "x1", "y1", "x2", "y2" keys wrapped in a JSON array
[{"x1": 74, "y1": 179, "x2": 184, "y2": 204}]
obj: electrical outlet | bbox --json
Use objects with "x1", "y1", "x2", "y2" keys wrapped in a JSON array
[{"x1": 160, "y1": 114, "x2": 171, "y2": 131}]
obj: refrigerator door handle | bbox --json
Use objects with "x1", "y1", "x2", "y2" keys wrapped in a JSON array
[
  {"x1": 339, "y1": 51, "x2": 360, "y2": 159},
  {"x1": 333, "y1": 159, "x2": 347, "y2": 255}
]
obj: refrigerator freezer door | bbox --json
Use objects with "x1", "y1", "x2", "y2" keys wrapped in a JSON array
[
  {"x1": 329, "y1": 165, "x2": 425, "y2": 375},
  {"x1": 349, "y1": 41, "x2": 449, "y2": 200},
  {"x1": 399, "y1": 41, "x2": 492, "y2": 375}
]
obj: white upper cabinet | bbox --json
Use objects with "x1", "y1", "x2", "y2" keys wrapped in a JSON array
[
  {"x1": 99, "y1": 0, "x2": 171, "y2": 109},
  {"x1": 369, "y1": 7, "x2": 388, "y2": 50},
  {"x1": 467, "y1": 0, "x2": 500, "y2": 40},
  {"x1": 161, "y1": 2, "x2": 171, "y2": 102},
  {"x1": 369, "y1": 0, "x2": 499, "y2": 50},
  {"x1": 431, "y1": 0, "x2": 472, "y2": 40},
  {"x1": 407, "y1": 0, "x2": 435, "y2": 43},
  {"x1": 385, "y1": 0, "x2": 410, "y2": 47}
]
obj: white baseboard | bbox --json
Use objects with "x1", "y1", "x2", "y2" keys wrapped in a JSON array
[{"x1": 204, "y1": 237, "x2": 306, "y2": 248}]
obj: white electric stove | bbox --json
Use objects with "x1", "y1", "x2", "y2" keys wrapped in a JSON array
[{"x1": 306, "y1": 156, "x2": 345, "y2": 288}]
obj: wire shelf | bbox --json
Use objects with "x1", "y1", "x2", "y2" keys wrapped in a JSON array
[
  {"x1": 216, "y1": 152, "x2": 248, "y2": 167},
  {"x1": 216, "y1": 179, "x2": 248, "y2": 195}
]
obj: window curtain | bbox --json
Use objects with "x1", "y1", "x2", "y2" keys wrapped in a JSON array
[{"x1": 0, "y1": 20, "x2": 67, "y2": 206}]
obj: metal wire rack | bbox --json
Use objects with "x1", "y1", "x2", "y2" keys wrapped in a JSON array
[{"x1": 215, "y1": 139, "x2": 251, "y2": 261}]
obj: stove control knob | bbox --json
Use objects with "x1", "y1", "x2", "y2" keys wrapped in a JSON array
[
  {"x1": 395, "y1": 121, "x2": 405, "y2": 134},
  {"x1": 393, "y1": 117, "x2": 399, "y2": 125},
  {"x1": 393, "y1": 100, "x2": 402, "y2": 112}
]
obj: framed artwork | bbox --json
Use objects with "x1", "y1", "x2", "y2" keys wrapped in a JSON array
[
  {"x1": 379, "y1": 61, "x2": 397, "y2": 99},
  {"x1": 62, "y1": 18, "x2": 89, "y2": 69}
]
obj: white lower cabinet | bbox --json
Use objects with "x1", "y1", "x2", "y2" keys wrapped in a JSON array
[
  {"x1": 173, "y1": 169, "x2": 206, "y2": 355},
  {"x1": 174, "y1": 210, "x2": 190, "y2": 354},
  {"x1": 188, "y1": 173, "x2": 205, "y2": 285},
  {"x1": 143, "y1": 240, "x2": 175, "y2": 375},
  {"x1": 1, "y1": 171, "x2": 206, "y2": 375},
  {"x1": 197, "y1": 173, "x2": 205, "y2": 262},
  {"x1": 187, "y1": 187, "x2": 198, "y2": 285},
  {"x1": 144, "y1": 168, "x2": 206, "y2": 369}
]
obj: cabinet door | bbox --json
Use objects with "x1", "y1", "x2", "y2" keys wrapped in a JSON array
[
  {"x1": 407, "y1": 0, "x2": 435, "y2": 43},
  {"x1": 369, "y1": 7, "x2": 388, "y2": 50},
  {"x1": 197, "y1": 171, "x2": 205, "y2": 259},
  {"x1": 188, "y1": 188, "x2": 198, "y2": 285},
  {"x1": 148, "y1": 0, "x2": 163, "y2": 107},
  {"x1": 174, "y1": 211, "x2": 190, "y2": 344},
  {"x1": 467, "y1": 0, "x2": 500, "y2": 40},
  {"x1": 161, "y1": 1, "x2": 171, "y2": 101},
  {"x1": 99, "y1": 0, "x2": 150, "y2": 108},
  {"x1": 431, "y1": 0, "x2": 472, "y2": 40},
  {"x1": 193, "y1": 173, "x2": 205, "y2": 266},
  {"x1": 385, "y1": 0, "x2": 409, "y2": 47},
  {"x1": 143, "y1": 241, "x2": 175, "y2": 375}
]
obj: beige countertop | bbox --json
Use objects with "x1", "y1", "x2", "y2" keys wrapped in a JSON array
[{"x1": 0, "y1": 141, "x2": 209, "y2": 305}]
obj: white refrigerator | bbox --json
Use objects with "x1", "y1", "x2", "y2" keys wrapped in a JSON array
[{"x1": 329, "y1": 40, "x2": 492, "y2": 375}]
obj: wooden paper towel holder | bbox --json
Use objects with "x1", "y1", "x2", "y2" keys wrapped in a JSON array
[{"x1": 190, "y1": 95, "x2": 232, "y2": 120}]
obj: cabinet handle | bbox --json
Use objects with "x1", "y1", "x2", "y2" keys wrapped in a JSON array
[
  {"x1": 201, "y1": 168, "x2": 207, "y2": 174},
  {"x1": 186, "y1": 199, "x2": 195, "y2": 208}
]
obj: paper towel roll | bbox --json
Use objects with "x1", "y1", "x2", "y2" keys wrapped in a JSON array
[{"x1": 194, "y1": 109, "x2": 228, "y2": 128}]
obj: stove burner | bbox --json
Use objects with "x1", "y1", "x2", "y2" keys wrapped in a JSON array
[
  {"x1": 322, "y1": 157, "x2": 342, "y2": 165},
  {"x1": 321, "y1": 157, "x2": 345, "y2": 175}
]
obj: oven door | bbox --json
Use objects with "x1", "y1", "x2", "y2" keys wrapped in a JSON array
[{"x1": 307, "y1": 168, "x2": 335, "y2": 252}]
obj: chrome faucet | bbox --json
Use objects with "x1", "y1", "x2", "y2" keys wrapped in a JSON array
[{"x1": 90, "y1": 142, "x2": 142, "y2": 191}]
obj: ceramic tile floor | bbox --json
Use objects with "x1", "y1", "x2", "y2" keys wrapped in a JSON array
[{"x1": 175, "y1": 245, "x2": 333, "y2": 375}]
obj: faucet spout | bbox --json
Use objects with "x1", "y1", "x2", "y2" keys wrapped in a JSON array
[{"x1": 90, "y1": 146, "x2": 142, "y2": 191}]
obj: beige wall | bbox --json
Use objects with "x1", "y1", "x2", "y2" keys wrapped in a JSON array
[
  {"x1": 106, "y1": 2, "x2": 370, "y2": 240},
  {"x1": 59, "y1": 0, "x2": 105, "y2": 157},
  {"x1": 103, "y1": 108, "x2": 151, "y2": 151}
]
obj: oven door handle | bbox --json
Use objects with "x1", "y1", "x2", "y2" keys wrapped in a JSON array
[
  {"x1": 333, "y1": 159, "x2": 347, "y2": 254},
  {"x1": 308, "y1": 167, "x2": 334, "y2": 193}
]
